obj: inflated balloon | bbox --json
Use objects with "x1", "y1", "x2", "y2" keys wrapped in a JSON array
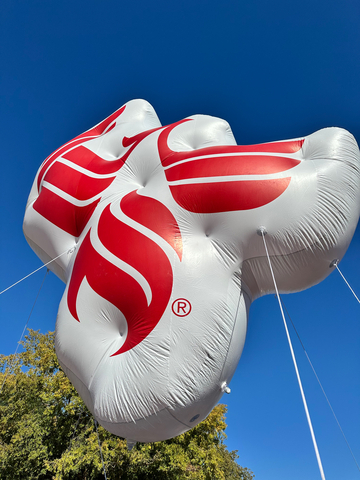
[{"x1": 23, "y1": 100, "x2": 360, "y2": 442}]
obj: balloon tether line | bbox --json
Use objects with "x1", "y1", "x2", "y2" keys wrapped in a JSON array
[
  {"x1": 94, "y1": 419, "x2": 108, "y2": 480},
  {"x1": 330, "y1": 259, "x2": 360, "y2": 304},
  {"x1": 280, "y1": 297, "x2": 360, "y2": 474},
  {"x1": 0, "y1": 247, "x2": 75, "y2": 296},
  {"x1": 0, "y1": 268, "x2": 49, "y2": 395},
  {"x1": 258, "y1": 226, "x2": 326, "y2": 480}
]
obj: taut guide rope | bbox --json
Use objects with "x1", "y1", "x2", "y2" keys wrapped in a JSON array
[
  {"x1": 95, "y1": 419, "x2": 108, "y2": 480},
  {"x1": 0, "y1": 268, "x2": 49, "y2": 394},
  {"x1": 280, "y1": 297, "x2": 360, "y2": 474},
  {"x1": 0, "y1": 247, "x2": 75, "y2": 296},
  {"x1": 258, "y1": 226, "x2": 326, "y2": 480},
  {"x1": 330, "y1": 259, "x2": 360, "y2": 304}
]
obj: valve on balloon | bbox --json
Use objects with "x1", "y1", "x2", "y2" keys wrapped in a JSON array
[{"x1": 221, "y1": 382, "x2": 231, "y2": 394}]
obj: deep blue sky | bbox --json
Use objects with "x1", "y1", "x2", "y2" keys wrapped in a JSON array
[{"x1": 1, "y1": 1, "x2": 360, "y2": 479}]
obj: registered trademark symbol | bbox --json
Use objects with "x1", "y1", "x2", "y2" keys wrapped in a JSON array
[{"x1": 172, "y1": 298, "x2": 192, "y2": 317}]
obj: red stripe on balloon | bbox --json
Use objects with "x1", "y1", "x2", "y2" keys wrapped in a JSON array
[
  {"x1": 169, "y1": 178, "x2": 291, "y2": 213},
  {"x1": 121, "y1": 191, "x2": 183, "y2": 260},
  {"x1": 33, "y1": 187, "x2": 99, "y2": 237},
  {"x1": 122, "y1": 126, "x2": 164, "y2": 148},
  {"x1": 37, "y1": 105, "x2": 126, "y2": 190},
  {"x1": 158, "y1": 121, "x2": 304, "y2": 168},
  {"x1": 72, "y1": 105, "x2": 126, "y2": 139},
  {"x1": 43, "y1": 162, "x2": 116, "y2": 200},
  {"x1": 165, "y1": 155, "x2": 300, "y2": 181},
  {"x1": 62, "y1": 146, "x2": 126, "y2": 175},
  {"x1": 34, "y1": 111, "x2": 163, "y2": 238}
]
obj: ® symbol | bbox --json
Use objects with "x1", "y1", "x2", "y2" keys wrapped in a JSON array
[{"x1": 172, "y1": 298, "x2": 192, "y2": 317}]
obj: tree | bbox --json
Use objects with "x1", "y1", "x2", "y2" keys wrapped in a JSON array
[{"x1": 0, "y1": 330, "x2": 254, "y2": 480}]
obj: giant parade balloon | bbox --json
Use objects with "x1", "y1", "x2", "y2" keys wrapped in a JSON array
[{"x1": 23, "y1": 99, "x2": 360, "y2": 442}]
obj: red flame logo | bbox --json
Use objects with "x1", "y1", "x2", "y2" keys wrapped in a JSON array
[
  {"x1": 68, "y1": 192, "x2": 182, "y2": 355},
  {"x1": 33, "y1": 112, "x2": 303, "y2": 354}
]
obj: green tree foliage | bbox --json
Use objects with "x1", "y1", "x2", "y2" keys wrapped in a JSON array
[{"x1": 0, "y1": 330, "x2": 254, "y2": 480}]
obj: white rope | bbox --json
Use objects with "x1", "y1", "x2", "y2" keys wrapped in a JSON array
[
  {"x1": 335, "y1": 264, "x2": 360, "y2": 304},
  {"x1": 0, "y1": 248, "x2": 75, "y2": 296},
  {"x1": 94, "y1": 419, "x2": 108, "y2": 480},
  {"x1": 259, "y1": 228, "x2": 326, "y2": 480},
  {"x1": 281, "y1": 297, "x2": 360, "y2": 474},
  {"x1": 70, "y1": 406, "x2": 84, "y2": 442},
  {"x1": 0, "y1": 268, "x2": 49, "y2": 394},
  {"x1": 305, "y1": 350, "x2": 360, "y2": 473}
]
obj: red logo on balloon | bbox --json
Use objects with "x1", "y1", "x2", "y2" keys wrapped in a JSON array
[
  {"x1": 158, "y1": 121, "x2": 302, "y2": 213},
  {"x1": 33, "y1": 107, "x2": 303, "y2": 355},
  {"x1": 172, "y1": 299, "x2": 192, "y2": 317}
]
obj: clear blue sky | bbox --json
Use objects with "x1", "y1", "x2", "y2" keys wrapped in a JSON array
[{"x1": 1, "y1": 1, "x2": 359, "y2": 478}]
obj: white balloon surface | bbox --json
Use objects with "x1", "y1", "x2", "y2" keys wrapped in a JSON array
[{"x1": 23, "y1": 100, "x2": 360, "y2": 442}]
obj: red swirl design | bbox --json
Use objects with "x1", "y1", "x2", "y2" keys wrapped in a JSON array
[
  {"x1": 33, "y1": 111, "x2": 304, "y2": 354},
  {"x1": 158, "y1": 121, "x2": 302, "y2": 213},
  {"x1": 68, "y1": 193, "x2": 181, "y2": 355}
]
